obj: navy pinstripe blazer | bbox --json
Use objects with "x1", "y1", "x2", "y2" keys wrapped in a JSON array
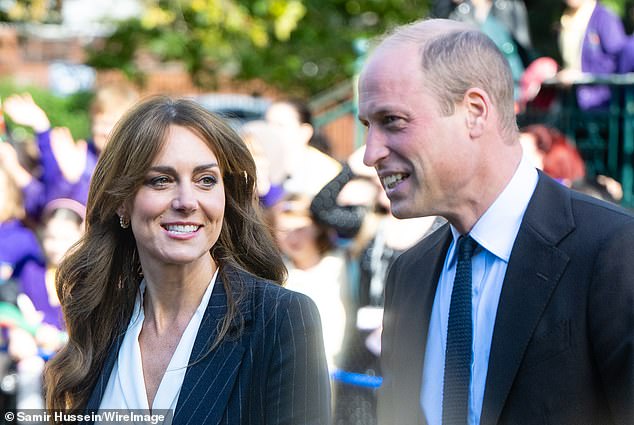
[{"x1": 84, "y1": 266, "x2": 332, "y2": 425}]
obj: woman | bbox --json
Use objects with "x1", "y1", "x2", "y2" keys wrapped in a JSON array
[
  {"x1": 45, "y1": 97, "x2": 331, "y2": 424},
  {"x1": 519, "y1": 124, "x2": 586, "y2": 186},
  {"x1": 274, "y1": 194, "x2": 346, "y2": 371}
]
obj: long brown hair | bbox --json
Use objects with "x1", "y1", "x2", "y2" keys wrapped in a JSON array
[{"x1": 45, "y1": 96, "x2": 286, "y2": 410}]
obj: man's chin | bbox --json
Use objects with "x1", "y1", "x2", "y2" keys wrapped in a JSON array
[
  {"x1": 389, "y1": 203, "x2": 417, "y2": 219},
  {"x1": 389, "y1": 199, "x2": 433, "y2": 220}
]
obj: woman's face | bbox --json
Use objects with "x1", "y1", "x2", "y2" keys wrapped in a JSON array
[{"x1": 126, "y1": 125, "x2": 226, "y2": 271}]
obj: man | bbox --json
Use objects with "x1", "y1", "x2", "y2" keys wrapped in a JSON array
[{"x1": 358, "y1": 19, "x2": 633, "y2": 425}]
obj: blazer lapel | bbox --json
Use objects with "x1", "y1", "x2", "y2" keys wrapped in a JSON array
[
  {"x1": 392, "y1": 225, "x2": 451, "y2": 425},
  {"x1": 481, "y1": 174, "x2": 574, "y2": 425},
  {"x1": 173, "y1": 268, "x2": 249, "y2": 425},
  {"x1": 85, "y1": 332, "x2": 125, "y2": 412}
]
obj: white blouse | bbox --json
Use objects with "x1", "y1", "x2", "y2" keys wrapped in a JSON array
[{"x1": 99, "y1": 270, "x2": 218, "y2": 411}]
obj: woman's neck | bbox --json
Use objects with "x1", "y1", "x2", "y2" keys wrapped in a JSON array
[{"x1": 141, "y1": 256, "x2": 216, "y2": 333}]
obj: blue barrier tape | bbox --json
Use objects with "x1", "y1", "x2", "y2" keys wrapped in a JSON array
[{"x1": 331, "y1": 369, "x2": 383, "y2": 388}]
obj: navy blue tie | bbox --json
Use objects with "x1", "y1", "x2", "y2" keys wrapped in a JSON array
[{"x1": 442, "y1": 235, "x2": 478, "y2": 425}]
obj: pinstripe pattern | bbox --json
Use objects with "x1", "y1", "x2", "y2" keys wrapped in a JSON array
[{"x1": 85, "y1": 266, "x2": 331, "y2": 425}]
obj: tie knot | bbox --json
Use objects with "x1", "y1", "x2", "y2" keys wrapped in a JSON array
[{"x1": 457, "y1": 235, "x2": 478, "y2": 260}]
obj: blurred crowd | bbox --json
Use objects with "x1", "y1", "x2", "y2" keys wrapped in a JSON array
[
  {"x1": 0, "y1": 83, "x2": 139, "y2": 410},
  {"x1": 0, "y1": 0, "x2": 631, "y2": 422},
  {"x1": 435, "y1": 0, "x2": 634, "y2": 112}
]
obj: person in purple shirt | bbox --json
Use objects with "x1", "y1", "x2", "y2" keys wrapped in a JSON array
[
  {"x1": 558, "y1": 0, "x2": 627, "y2": 109},
  {"x1": 18, "y1": 198, "x2": 85, "y2": 332},
  {"x1": 0, "y1": 159, "x2": 43, "y2": 284},
  {"x1": 3, "y1": 84, "x2": 138, "y2": 220},
  {"x1": 0, "y1": 198, "x2": 82, "y2": 409}
]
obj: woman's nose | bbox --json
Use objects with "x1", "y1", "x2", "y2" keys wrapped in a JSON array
[{"x1": 171, "y1": 185, "x2": 198, "y2": 212}]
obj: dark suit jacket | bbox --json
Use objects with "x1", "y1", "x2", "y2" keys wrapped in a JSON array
[
  {"x1": 84, "y1": 267, "x2": 331, "y2": 425},
  {"x1": 378, "y1": 173, "x2": 634, "y2": 425}
]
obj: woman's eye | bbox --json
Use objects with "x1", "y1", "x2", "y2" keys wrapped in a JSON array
[
  {"x1": 147, "y1": 176, "x2": 171, "y2": 187},
  {"x1": 198, "y1": 175, "x2": 218, "y2": 187}
]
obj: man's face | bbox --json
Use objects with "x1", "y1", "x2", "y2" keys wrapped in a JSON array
[{"x1": 358, "y1": 43, "x2": 474, "y2": 219}]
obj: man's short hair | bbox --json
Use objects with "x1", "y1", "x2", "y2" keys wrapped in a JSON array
[{"x1": 381, "y1": 19, "x2": 518, "y2": 140}]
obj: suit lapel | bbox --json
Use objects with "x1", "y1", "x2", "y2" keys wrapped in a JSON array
[
  {"x1": 393, "y1": 225, "x2": 451, "y2": 425},
  {"x1": 85, "y1": 332, "x2": 125, "y2": 412},
  {"x1": 173, "y1": 268, "x2": 249, "y2": 425},
  {"x1": 481, "y1": 174, "x2": 574, "y2": 425}
]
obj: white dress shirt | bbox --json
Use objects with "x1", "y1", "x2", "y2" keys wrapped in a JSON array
[
  {"x1": 99, "y1": 270, "x2": 218, "y2": 411},
  {"x1": 421, "y1": 156, "x2": 538, "y2": 425}
]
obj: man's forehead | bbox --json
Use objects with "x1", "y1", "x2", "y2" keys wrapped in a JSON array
[
  {"x1": 361, "y1": 45, "x2": 419, "y2": 85},
  {"x1": 359, "y1": 47, "x2": 424, "y2": 101}
]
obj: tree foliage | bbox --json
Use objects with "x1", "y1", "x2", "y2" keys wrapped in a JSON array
[
  {"x1": 4, "y1": 0, "x2": 634, "y2": 97},
  {"x1": 0, "y1": 79, "x2": 92, "y2": 140},
  {"x1": 0, "y1": 0, "x2": 61, "y2": 23},
  {"x1": 85, "y1": 0, "x2": 430, "y2": 96}
]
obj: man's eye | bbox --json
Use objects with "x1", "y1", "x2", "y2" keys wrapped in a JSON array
[{"x1": 383, "y1": 116, "x2": 401, "y2": 125}]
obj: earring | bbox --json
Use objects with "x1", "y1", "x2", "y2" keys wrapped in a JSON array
[{"x1": 119, "y1": 215, "x2": 130, "y2": 229}]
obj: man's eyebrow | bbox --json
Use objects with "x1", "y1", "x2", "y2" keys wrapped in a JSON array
[{"x1": 358, "y1": 107, "x2": 398, "y2": 122}]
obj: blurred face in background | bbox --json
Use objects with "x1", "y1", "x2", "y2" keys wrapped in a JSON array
[
  {"x1": 564, "y1": 0, "x2": 590, "y2": 10},
  {"x1": 266, "y1": 102, "x2": 313, "y2": 149},
  {"x1": 519, "y1": 132, "x2": 545, "y2": 170},
  {"x1": 42, "y1": 212, "x2": 84, "y2": 266},
  {"x1": 274, "y1": 196, "x2": 329, "y2": 270},
  {"x1": 276, "y1": 211, "x2": 319, "y2": 264},
  {"x1": 91, "y1": 109, "x2": 129, "y2": 153}
]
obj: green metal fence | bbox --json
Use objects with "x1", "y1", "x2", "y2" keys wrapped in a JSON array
[{"x1": 518, "y1": 74, "x2": 634, "y2": 207}]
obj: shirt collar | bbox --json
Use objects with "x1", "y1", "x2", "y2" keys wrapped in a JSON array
[{"x1": 449, "y1": 154, "x2": 538, "y2": 263}]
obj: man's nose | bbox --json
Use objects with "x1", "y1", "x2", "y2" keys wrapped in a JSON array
[{"x1": 363, "y1": 128, "x2": 389, "y2": 167}]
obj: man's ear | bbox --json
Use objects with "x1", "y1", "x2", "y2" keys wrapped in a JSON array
[{"x1": 463, "y1": 88, "x2": 489, "y2": 139}]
